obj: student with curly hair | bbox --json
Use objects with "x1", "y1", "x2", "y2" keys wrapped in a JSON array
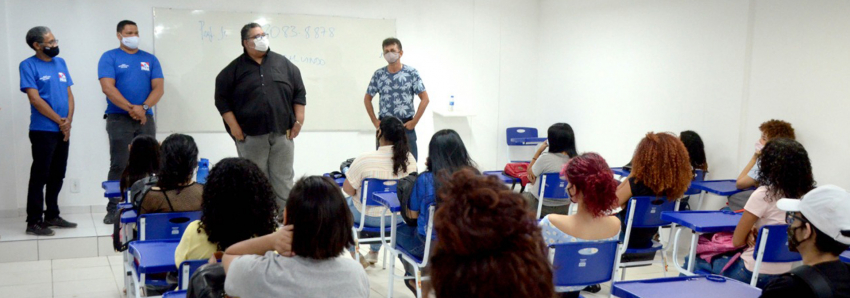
[
  {"x1": 223, "y1": 176, "x2": 370, "y2": 298},
  {"x1": 139, "y1": 134, "x2": 203, "y2": 214},
  {"x1": 540, "y1": 152, "x2": 620, "y2": 297},
  {"x1": 615, "y1": 132, "x2": 692, "y2": 251},
  {"x1": 689, "y1": 138, "x2": 815, "y2": 288},
  {"x1": 430, "y1": 168, "x2": 555, "y2": 298},
  {"x1": 731, "y1": 119, "x2": 795, "y2": 210},
  {"x1": 174, "y1": 158, "x2": 278, "y2": 266},
  {"x1": 343, "y1": 116, "x2": 417, "y2": 265}
]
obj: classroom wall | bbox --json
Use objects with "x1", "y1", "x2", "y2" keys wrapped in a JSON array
[
  {"x1": 535, "y1": 0, "x2": 850, "y2": 207},
  {"x1": 0, "y1": 0, "x2": 531, "y2": 212},
  {"x1": 742, "y1": 0, "x2": 850, "y2": 190}
]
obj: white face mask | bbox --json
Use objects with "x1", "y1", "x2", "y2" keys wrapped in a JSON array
[
  {"x1": 122, "y1": 36, "x2": 139, "y2": 50},
  {"x1": 384, "y1": 52, "x2": 400, "y2": 64},
  {"x1": 254, "y1": 36, "x2": 270, "y2": 52}
]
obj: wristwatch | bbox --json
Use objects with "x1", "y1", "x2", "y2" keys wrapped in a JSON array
[{"x1": 142, "y1": 104, "x2": 150, "y2": 111}]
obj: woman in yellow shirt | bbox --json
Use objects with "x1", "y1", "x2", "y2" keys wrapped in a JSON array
[{"x1": 174, "y1": 157, "x2": 278, "y2": 266}]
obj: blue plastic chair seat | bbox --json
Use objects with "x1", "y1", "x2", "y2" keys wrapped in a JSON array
[
  {"x1": 624, "y1": 242, "x2": 664, "y2": 254},
  {"x1": 354, "y1": 221, "x2": 405, "y2": 233},
  {"x1": 163, "y1": 290, "x2": 187, "y2": 298},
  {"x1": 397, "y1": 246, "x2": 424, "y2": 264}
]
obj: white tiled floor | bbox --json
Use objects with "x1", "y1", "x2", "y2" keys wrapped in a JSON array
[{"x1": 0, "y1": 213, "x2": 120, "y2": 263}]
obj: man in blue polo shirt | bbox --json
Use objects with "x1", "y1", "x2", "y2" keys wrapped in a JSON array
[
  {"x1": 98, "y1": 20, "x2": 164, "y2": 224},
  {"x1": 20, "y1": 26, "x2": 79, "y2": 236}
]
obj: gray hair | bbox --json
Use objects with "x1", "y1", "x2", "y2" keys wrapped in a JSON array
[{"x1": 26, "y1": 26, "x2": 51, "y2": 50}]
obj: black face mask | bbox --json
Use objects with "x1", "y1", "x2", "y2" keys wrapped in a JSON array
[
  {"x1": 787, "y1": 224, "x2": 809, "y2": 252},
  {"x1": 42, "y1": 46, "x2": 60, "y2": 58}
]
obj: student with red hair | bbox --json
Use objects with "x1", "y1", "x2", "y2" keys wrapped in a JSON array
[{"x1": 540, "y1": 152, "x2": 621, "y2": 298}]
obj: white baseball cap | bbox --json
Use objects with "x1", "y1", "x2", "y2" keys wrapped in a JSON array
[{"x1": 777, "y1": 185, "x2": 850, "y2": 245}]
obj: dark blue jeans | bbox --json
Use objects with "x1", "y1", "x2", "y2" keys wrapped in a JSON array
[
  {"x1": 683, "y1": 255, "x2": 779, "y2": 288},
  {"x1": 396, "y1": 224, "x2": 427, "y2": 276}
]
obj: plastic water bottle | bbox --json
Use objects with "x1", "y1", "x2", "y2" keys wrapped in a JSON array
[
  {"x1": 197, "y1": 158, "x2": 210, "y2": 184},
  {"x1": 449, "y1": 95, "x2": 455, "y2": 112}
]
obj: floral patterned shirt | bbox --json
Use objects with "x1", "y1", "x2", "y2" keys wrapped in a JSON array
[{"x1": 366, "y1": 65, "x2": 426, "y2": 119}]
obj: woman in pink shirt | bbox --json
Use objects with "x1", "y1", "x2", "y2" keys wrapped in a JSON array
[{"x1": 689, "y1": 138, "x2": 814, "y2": 288}]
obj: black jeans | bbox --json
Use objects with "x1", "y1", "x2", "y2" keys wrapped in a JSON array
[
  {"x1": 27, "y1": 131, "x2": 69, "y2": 223},
  {"x1": 105, "y1": 113, "x2": 156, "y2": 212}
]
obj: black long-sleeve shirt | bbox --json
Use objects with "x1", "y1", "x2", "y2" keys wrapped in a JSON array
[{"x1": 215, "y1": 50, "x2": 306, "y2": 136}]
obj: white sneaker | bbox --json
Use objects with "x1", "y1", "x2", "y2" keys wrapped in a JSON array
[{"x1": 366, "y1": 251, "x2": 380, "y2": 265}]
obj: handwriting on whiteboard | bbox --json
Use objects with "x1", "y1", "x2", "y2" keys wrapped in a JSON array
[{"x1": 198, "y1": 21, "x2": 336, "y2": 42}]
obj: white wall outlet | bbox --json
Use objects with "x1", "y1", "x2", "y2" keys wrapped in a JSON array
[{"x1": 70, "y1": 178, "x2": 80, "y2": 193}]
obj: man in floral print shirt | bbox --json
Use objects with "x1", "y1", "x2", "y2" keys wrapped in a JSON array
[{"x1": 364, "y1": 38, "x2": 430, "y2": 160}]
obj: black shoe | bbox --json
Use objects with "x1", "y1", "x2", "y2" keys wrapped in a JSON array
[
  {"x1": 583, "y1": 284, "x2": 601, "y2": 293},
  {"x1": 45, "y1": 217, "x2": 78, "y2": 228},
  {"x1": 26, "y1": 222, "x2": 55, "y2": 236},
  {"x1": 103, "y1": 213, "x2": 115, "y2": 224}
]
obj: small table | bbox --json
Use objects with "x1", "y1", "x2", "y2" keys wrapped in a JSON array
[
  {"x1": 661, "y1": 211, "x2": 742, "y2": 275},
  {"x1": 483, "y1": 170, "x2": 520, "y2": 185},
  {"x1": 610, "y1": 167, "x2": 630, "y2": 178},
  {"x1": 102, "y1": 180, "x2": 121, "y2": 198},
  {"x1": 322, "y1": 173, "x2": 346, "y2": 187},
  {"x1": 612, "y1": 275, "x2": 761, "y2": 298},
  {"x1": 689, "y1": 180, "x2": 755, "y2": 210},
  {"x1": 373, "y1": 192, "x2": 402, "y2": 260},
  {"x1": 840, "y1": 250, "x2": 850, "y2": 263},
  {"x1": 128, "y1": 240, "x2": 180, "y2": 298},
  {"x1": 508, "y1": 137, "x2": 547, "y2": 145}
]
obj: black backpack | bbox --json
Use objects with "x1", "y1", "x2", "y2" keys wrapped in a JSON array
[
  {"x1": 788, "y1": 263, "x2": 850, "y2": 298},
  {"x1": 397, "y1": 172, "x2": 420, "y2": 226},
  {"x1": 112, "y1": 176, "x2": 158, "y2": 251}
]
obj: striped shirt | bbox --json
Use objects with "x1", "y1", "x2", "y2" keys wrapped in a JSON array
[{"x1": 347, "y1": 146, "x2": 417, "y2": 217}]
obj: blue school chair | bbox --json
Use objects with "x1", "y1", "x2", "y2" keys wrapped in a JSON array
[
  {"x1": 751, "y1": 224, "x2": 801, "y2": 286},
  {"x1": 619, "y1": 196, "x2": 678, "y2": 280},
  {"x1": 506, "y1": 127, "x2": 546, "y2": 162},
  {"x1": 387, "y1": 205, "x2": 437, "y2": 298},
  {"x1": 536, "y1": 172, "x2": 570, "y2": 219},
  {"x1": 162, "y1": 290, "x2": 186, "y2": 298},
  {"x1": 178, "y1": 259, "x2": 208, "y2": 290},
  {"x1": 353, "y1": 178, "x2": 403, "y2": 268},
  {"x1": 139, "y1": 211, "x2": 202, "y2": 241},
  {"x1": 551, "y1": 240, "x2": 620, "y2": 298}
]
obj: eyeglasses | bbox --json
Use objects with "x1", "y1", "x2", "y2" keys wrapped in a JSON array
[
  {"x1": 41, "y1": 39, "x2": 59, "y2": 47},
  {"x1": 249, "y1": 33, "x2": 268, "y2": 41},
  {"x1": 785, "y1": 212, "x2": 805, "y2": 225}
]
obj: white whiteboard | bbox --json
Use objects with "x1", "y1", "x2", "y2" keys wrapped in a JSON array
[{"x1": 153, "y1": 8, "x2": 395, "y2": 132}]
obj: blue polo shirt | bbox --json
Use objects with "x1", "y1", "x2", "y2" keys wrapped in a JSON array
[
  {"x1": 97, "y1": 48, "x2": 163, "y2": 115},
  {"x1": 19, "y1": 56, "x2": 73, "y2": 132}
]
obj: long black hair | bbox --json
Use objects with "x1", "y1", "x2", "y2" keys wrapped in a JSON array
[
  {"x1": 200, "y1": 158, "x2": 277, "y2": 250},
  {"x1": 757, "y1": 138, "x2": 815, "y2": 200},
  {"x1": 120, "y1": 135, "x2": 160, "y2": 198},
  {"x1": 426, "y1": 129, "x2": 477, "y2": 193},
  {"x1": 547, "y1": 123, "x2": 577, "y2": 157},
  {"x1": 680, "y1": 130, "x2": 708, "y2": 172},
  {"x1": 378, "y1": 116, "x2": 410, "y2": 175},
  {"x1": 157, "y1": 134, "x2": 199, "y2": 190}
]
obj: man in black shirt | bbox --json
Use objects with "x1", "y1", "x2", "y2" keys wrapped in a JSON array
[
  {"x1": 215, "y1": 23, "x2": 306, "y2": 210},
  {"x1": 763, "y1": 185, "x2": 850, "y2": 298}
]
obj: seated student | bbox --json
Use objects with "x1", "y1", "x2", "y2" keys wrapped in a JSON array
[
  {"x1": 524, "y1": 123, "x2": 578, "y2": 217},
  {"x1": 762, "y1": 185, "x2": 850, "y2": 297},
  {"x1": 106, "y1": 135, "x2": 160, "y2": 224},
  {"x1": 397, "y1": 129, "x2": 476, "y2": 293},
  {"x1": 731, "y1": 119, "x2": 795, "y2": 211},
  {"x1": 679, "y1": 130, "x2": 708, "y2": 211},
  {"x1": 430, "y1": 168, "x2": 555, "y2": 298},
  {"x1": 616, "y1": 132, "x2": 692, "y2": 252},
  {"x1": 223, "y1": 176, "x2": 370, "y2": 298},
  {"x1": 174, "y1": 158, "x2": 278, "y2": 266},
  {"x1": 689, "y1": 138, "x2": 814, "y2": 288},
  {"x1": 139, "y1": 134, "x2": 203, "y2": 214},
  {"x1": 540, "y1": 152, "x2": 620, "y2": 298},
  {"x1": 343, "y1": 116, "x2": 417, "y2": 266}
]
